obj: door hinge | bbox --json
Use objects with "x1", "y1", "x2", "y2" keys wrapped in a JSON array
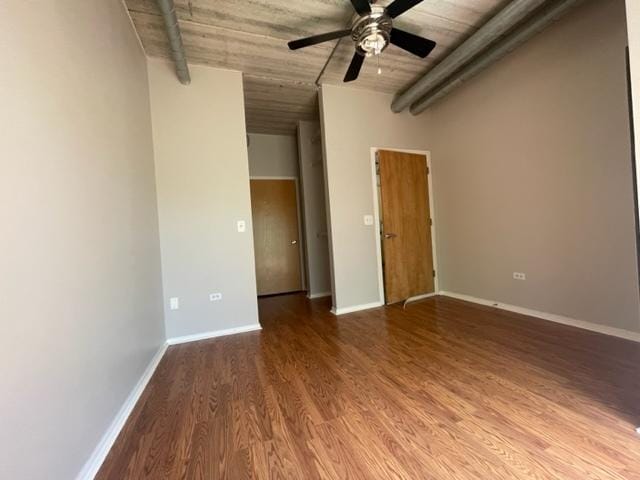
[
  {"x1": 433, "y1": 269, "x2": 436, "y2": 277},
  {"x1": 426, "y1": 166, "x2": 430, "y2": 174},
  {"x1": 428, "y1": 218, "x2": 433, "y2": 226}
]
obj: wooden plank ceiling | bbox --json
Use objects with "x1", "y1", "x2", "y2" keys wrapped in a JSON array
[{"x1": 126, "y1": 0, "x2": 508, "y2": 135}]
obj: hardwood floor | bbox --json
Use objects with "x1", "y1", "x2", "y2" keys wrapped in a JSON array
[{"x1": 96, "y1": 294, "x2": 640, "y2": 479}]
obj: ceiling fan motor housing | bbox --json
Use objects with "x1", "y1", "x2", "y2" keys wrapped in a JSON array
[{"x1": 352, "y1": 5, "x2": 392, "y2": 57}]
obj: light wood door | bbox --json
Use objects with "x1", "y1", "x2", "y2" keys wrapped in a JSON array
[
  {"x1": 250, "y1": 179, "x2": 302, "y2": 296},
  {"x1": 378, "y1": 150, "x2": 434, "y2": 304}
]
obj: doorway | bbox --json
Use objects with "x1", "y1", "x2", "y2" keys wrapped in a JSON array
[
  {"x1": 373, "y1": 149, "x2": 437, "y2": 304},
  {"x1": 250, "y1": 178, "x2": 304, "y2": 296}
]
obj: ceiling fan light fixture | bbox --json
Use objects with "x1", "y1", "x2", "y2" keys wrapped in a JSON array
[
  {"x1": 359, "y1": 32, "x2": 388, "y2": 57},
  {"x1": 352, "y1": 5, "x2": 392, "y2": 57}
]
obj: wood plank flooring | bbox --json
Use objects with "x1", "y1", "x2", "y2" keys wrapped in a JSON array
[{"x1": 96, "y1": 294, "x2": 640, "y2": 479}]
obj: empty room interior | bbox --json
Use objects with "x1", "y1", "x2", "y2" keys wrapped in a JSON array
[{"x1": 5, "y1": 0, "x2": 640, "y2": 478}]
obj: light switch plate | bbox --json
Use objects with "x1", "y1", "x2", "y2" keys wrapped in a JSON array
[
  {"x1": 169, "y1": 297, "x2": 179, "y2": 310},
  {"x1": 237, "y1": 220, "x2": 246, "y2": 233},
  {"x1": 364, "y1": 214, "x2": 374, "y2": 226},
  {"x1": 209, "y1": 293, "x2": 222, "y2": 302}
]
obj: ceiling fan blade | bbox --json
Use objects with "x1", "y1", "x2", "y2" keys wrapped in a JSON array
[
  {"x1": 350, "y1": 0, "x2": 371, "y2": 15},
  {"x1": 386, "y1": 0, "x2": 424, "y2": 18},
  {"x1": 288, "y1": 29, "x2": 352, "y2": 50},
  {"x1": 390, "y1": 28, "x2": 436, "y2": 58},
  {"x1": 344, "y1": 52, "x2": 365, "y2": 82}
]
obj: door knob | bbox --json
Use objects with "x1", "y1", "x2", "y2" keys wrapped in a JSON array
[
  {"x1": 384, "y1": 233, "x2": 397, "y2": 239},
  {"x1": 291, "y1": 240, "x2": 298, "y2": 245}
]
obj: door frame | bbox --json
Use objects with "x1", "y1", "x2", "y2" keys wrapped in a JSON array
[
  {"x1": 249, "y1": 176, "x2": 307, "y2": 291},
  {"x1": 369, "y1": 148, "x2": 439, "y2": 305}
]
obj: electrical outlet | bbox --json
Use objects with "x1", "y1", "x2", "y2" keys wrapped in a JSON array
[
  {"x1": 169, "y1": 297, "x2": 180, "y2": 310},
  {"x1": 209, "y1": 293, "x2": 222, "y2": 302},
  {"x1": 513, "y1": 272, "x2": 526, "y2": 281}
]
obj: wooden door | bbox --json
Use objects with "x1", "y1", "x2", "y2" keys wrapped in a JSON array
[
  {"x1": 378, "y1": 150, "x2": 434, "y2": 304},
  {"x1": 250, "y1": 179, "x2": 302, "y2": 296}
]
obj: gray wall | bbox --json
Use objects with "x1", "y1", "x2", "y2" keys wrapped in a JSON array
[
  {"x1": 0, "y1": 1, "x2": 165, "y2": 479},
  {"x1": 148, "y1": 60, "x2": 260, "y2": 339},
  {"x1": 426, "y1": 0, "x2": 640, "y2": 332},
  {"x1": 627, "y1": 0, "x2": 640, "y2": 213},
  {"x1": 319, "y1": 85, "x2": 431, "y2": 311},
  {"x1": 248, "y1": 133, "x2": 299, "y2": 177},
  {"x1": 298, "y1": 121, "x2": 332, "y2": 297}
]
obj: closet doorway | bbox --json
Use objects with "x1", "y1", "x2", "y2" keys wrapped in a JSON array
[{"x1": 250, "y1": 178, "x2": 303, "y2": 296}]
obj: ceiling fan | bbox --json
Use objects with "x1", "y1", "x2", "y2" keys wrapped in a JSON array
[{"x1": 287, "y1": 0, "x2": 436, "y2": 82}]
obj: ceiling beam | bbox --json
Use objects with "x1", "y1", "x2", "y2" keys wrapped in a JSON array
[
  {"x1": 391, "y1": 0, "x2": 549, "y2": 113},
  {"x1": 410, "y1": 0, "x2": 585, "y2": 114}
]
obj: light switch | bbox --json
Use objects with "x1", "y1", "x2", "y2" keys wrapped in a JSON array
[
  {"x1": 364, "y1": 215, "x2": 374, "y2": 226},
  {"x1": 237, "y1": 220, "x2": 246, "y2": 233},
  {"x1": 169, "y1": 297, "x2": 179, "y2": 310}
]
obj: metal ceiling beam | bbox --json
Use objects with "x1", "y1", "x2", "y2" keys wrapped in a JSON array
[
  {"x1": 156, "y1": 0, "x2": 191, "y2": 85},
  {"x1": 390, "y1": 0, "x2": 548, "y2": 113},
  {"x1": 410, "y1": 0, "x2": 583, "y2": 114}
]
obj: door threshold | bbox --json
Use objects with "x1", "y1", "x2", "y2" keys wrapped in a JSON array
[{"x1": 258, "y1": 290, "x2": 306, "y2": 299}]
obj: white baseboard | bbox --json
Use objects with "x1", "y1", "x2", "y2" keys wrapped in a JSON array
[
  {"x1": 75, "y1": 342, "x2": 168, "y2": 480},
  {"x1": 166, "y1": 324, "x2": 262, "y2": 345},
  {"x1": 307, "y1": 291, "x2": 332, "y2": 299},
  {"x1": 331, "y1": 301, "x2": 384, "y2": 316},
  {"x1": 440, "y1": 291, "x2": 640, "y2": 343}
]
